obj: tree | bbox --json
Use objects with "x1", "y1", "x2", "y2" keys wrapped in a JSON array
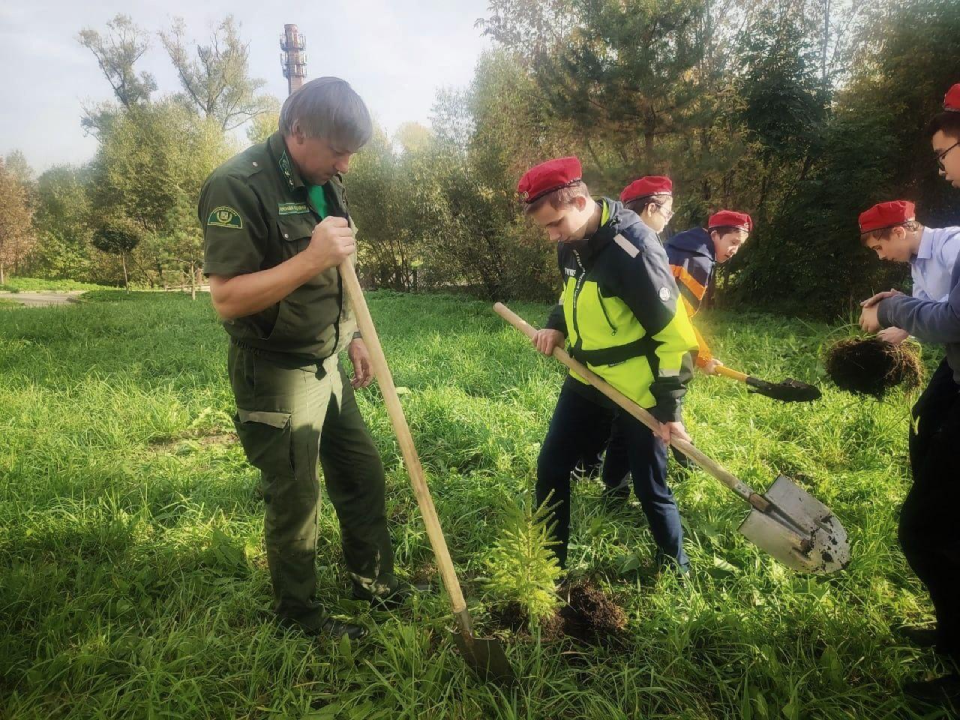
[
  {"x1": 4, "y1": 151, "x2": 35, "y2": 193},
  {"x1": 487, "y1": 0, "x2": 706, "y2": 174},
  {"x1": 0, "y1": 158, "x2": 35, "y2": 284},
  {"x1": 394, "y1": 122, "x2": 434, "y2": 155},
  {"x1": 30, "y1": 165, "x2": 97, "y2": 281},
  {"x1": 92, "y1": 216, "x2": 143, "y2": 290},
  {"x1": 246, "y1": 96, "x2": 281, "y2": 145},
  {"x1": 90, "y1": 100, "x2": 234, "y2": 231},
  {"x1": 479, "y1": 0, "x2": 580, "y2": 61},
  {"x1": 415, "y1": 56, "x2": 558, "y2": 301},
  {"x1": 162, "y1": 194, "x2": 205, "y2": 299},
  {"x1": 78, "y1": 15, "x2": 156, "y2": 136},
  {"x1": 86, "y1": 100, "x2": 234, "y2": 287},
  {"x1": 727, "y1": 0, "x2": 960, "y2": 317},
  {"x1": 160, "y1": 16, "x2": 274, "y2": 132},
  {"x1": 348, "y1": 125, "x2": 421, "y2": 291}
]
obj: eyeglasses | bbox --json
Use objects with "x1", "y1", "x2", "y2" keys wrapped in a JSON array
[
  {"x1": 936, "y1": 141, "x2": 960, "y2": 171},
  {"x1": 655, "y1": 204, "x2": 675, "y2": 221}
]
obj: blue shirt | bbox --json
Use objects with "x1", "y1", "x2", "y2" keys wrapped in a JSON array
[{"x1": 910, "y1": 226, "x2": 960, "y2": 302}]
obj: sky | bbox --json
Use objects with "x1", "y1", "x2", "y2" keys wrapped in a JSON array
[{"x1": 0, "y1": 0, "x2": 493, "y2": 174}]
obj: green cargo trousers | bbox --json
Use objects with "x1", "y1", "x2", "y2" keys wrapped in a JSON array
[{"x1": 228, "y1": 342, "x2": 396, "y2": 630}]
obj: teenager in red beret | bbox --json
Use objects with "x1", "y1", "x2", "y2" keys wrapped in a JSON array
[
  {"x1": 858, "y1": 82, "x2": 960, "y2": 706},
  {"x1": 599, "y1": 207, "x2": 753, "y2": 493},
  {"x1": 570, "y1": 175, "x2": 680, "y2": 485},
  {"x1": 931, "y1": 82, "x2": 960, "y2": 188},
  {"x1": 664, "y1": 210, "x2": 751, "y2": 372},
  {"x1": 517, "y1": 156, "x2": 698, "y2": 572},
  {"x1": 620, "y1": 176, "x2": 675, "y2": 236},
  {"x1": 858, "y1": 200, "x2": 960, "y2": 345}
]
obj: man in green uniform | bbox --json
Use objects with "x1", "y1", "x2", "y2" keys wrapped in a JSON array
[{"x1": 199, "y1": 77, "x2": 405, "y2": 641}]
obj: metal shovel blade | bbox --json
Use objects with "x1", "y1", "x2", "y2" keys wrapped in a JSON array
[
  {"x1": 746, "y1": 377, "x2": 822, "y2": 403},
  {"x1": 738, "y1": 475, "x2": 850, "y2": 574},
  {"x1": 451, "y1": 631, "x2": 515, "y2": 684}
]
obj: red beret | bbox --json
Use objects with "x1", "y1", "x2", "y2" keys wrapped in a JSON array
[
  {"x1": 708, "y1": 210, "x2": 752, "y2": 232},
  {"x1": 858, "y1": 200, "x2": 915, "y2": 234},
  {"x1": 945, "y1": 83, "x2": 960, "y2": 113},
  {"x1": 620, "y1": 176, "x2": 673, "y2": 204},
  {"x1": 518, "y1": 157, "x2": 582, "y2": 204}
]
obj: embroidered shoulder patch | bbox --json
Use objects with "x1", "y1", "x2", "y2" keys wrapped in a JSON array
[
  {"x1": 658, "y1": 287, "x2": 671, "y2": 302},
  {"x1": 278, "y1": 202, "x2": 310, "y2": 215},
  {"x1": 207, "y1": 206, "x2": 243, "y2": 229}
]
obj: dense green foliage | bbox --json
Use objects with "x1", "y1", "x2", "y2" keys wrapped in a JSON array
[{"x1": 7, "y1": 0, "x2": 959, "y2": 315}]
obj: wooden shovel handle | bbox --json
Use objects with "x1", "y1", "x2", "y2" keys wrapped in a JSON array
[
  {"x1": 494, "y1": 303, "x2": 768, "y2": 510},
  {"x1": 714, "y1": 365, "x2": 749, "y2": 383},
  {"x1": 340, "y1": 259, "x2": 470, "y2": 617}
]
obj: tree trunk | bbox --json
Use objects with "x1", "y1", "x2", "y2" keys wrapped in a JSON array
[
  {"x1": 822, "y1": 0, "x2": 830, "y2": 88},
  {"x1": 190, "y1": 261, "x2": 197, "y2": 301},
  {"x1": 0, "y1": 262, "x2": 5, "y2": 285},
  {"x1": 121, "y1": 252, "x2": 129, "y2": 291}
]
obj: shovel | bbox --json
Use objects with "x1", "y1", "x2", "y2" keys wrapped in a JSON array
[
  {"x1": 339, "y1": 259, "x2": 514, "y2": 683},
  {"x1": 494, "y1": 303, "x2": 849, "y2": 575},
  {"x1": 714, "y1": 365, "x2": 821, "y2": 403}
]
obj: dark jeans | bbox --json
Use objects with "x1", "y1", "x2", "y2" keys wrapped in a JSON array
[
  {"x1": 899, "y1": 359, "x2": 960, "y2": 656},
  {"x1": 537, "y1": 379, "x2": 688, "y2": 569}
]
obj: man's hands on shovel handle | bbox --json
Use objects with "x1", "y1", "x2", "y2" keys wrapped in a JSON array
[
  {"x1": 348, "y1": 338, "x2": 374, "y2": 388},
  {"x1": 533, "y1": 328, "x2": 565, "y2": 356},
  {"x1": 306, "y1": 217, "x2": 356, "y2": 273}
]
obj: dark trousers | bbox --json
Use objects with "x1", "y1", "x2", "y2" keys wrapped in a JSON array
[
  {"x1": 899, "y1": 359, "x2": 960, "y2": 656},
  {"x1": 537, "y1": 379, "x2": 688, "y2": 569}
]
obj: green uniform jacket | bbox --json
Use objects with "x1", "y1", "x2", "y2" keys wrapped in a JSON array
[
  {"x1": 199, "y1": 131, "x2": 355, "y2": 363},
  {"x1": 545, "y1": 199, "x2": 698, "y2": 423}
]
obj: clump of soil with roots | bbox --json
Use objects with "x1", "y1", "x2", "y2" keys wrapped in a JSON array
[{"x1": 824, "y1": 338, "x2": 923, "y2": 397}]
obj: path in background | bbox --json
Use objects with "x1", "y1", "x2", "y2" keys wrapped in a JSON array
[{"x1": 0, "y1": 291, "x2": 84, "y2": 307}]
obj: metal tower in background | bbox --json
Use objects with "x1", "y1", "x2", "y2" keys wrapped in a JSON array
[{"x1": 280, "y1": 24, "x2": 307, "y2": 96}]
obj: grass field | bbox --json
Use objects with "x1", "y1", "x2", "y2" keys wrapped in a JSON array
[
  {"x1": 0, "y1": 290, "x2": 953, "y2": 718},
  {"x1": 0, "y1": 278, "x2": 116, "y2": 293}
]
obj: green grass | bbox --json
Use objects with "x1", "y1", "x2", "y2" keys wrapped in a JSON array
[
  {"x1": 0, "y1": 291, "x2": 952, "y2": 718},
  {"x1": 0, "y1": 277, "x2": 117, "y2": 293}
]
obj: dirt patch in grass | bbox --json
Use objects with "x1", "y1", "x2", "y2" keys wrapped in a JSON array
[
  {"x1": 825, "y1": 338, "x2": 923, "y2": 397},
  {"x1": 411, "y1": 562, "x2": 438, "y2": 587},
  {"x1": 558, "y1": 580, "x2": 627, "y2": 643},
  {"x1": 149, "y1": 429, "x2": 238, "y2": 449},
  {"x1": 491, "y1": 580, "x2": 626, "y2": 646}
]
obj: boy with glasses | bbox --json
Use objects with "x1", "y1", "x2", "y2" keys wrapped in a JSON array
[{"x1": 860, "y1": 82, "x2": 960, "y2": 706}]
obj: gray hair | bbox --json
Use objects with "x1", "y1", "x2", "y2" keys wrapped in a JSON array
[{"x1": 279, "y1": 77, "x2": 373, "y2": 151}]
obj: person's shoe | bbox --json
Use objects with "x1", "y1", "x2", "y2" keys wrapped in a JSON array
[
  {"x1": 600, "y1": 486, "x2": 630, "y2": 507},
  {"x1": 320, "y1": 618, "x2": 368, "y2": 641},
  {"x1": 897, "y1": 624, "x2": 938, "y2": 649},
  {"x1": 357, "y1": 580, "x2": 429, "y2": 611},
  {"x1": 601, "y1": 474, "x2": 631, "y2": 505},
  {"x1": 572, "y1": 460, "x2": 602, "y2": 482},
  {"x1": 903, "y1": 673, "x2": 960, "y2": 706},
  {"x1": 276, "y1": 614, "x2": 368, "y2": 641}
]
